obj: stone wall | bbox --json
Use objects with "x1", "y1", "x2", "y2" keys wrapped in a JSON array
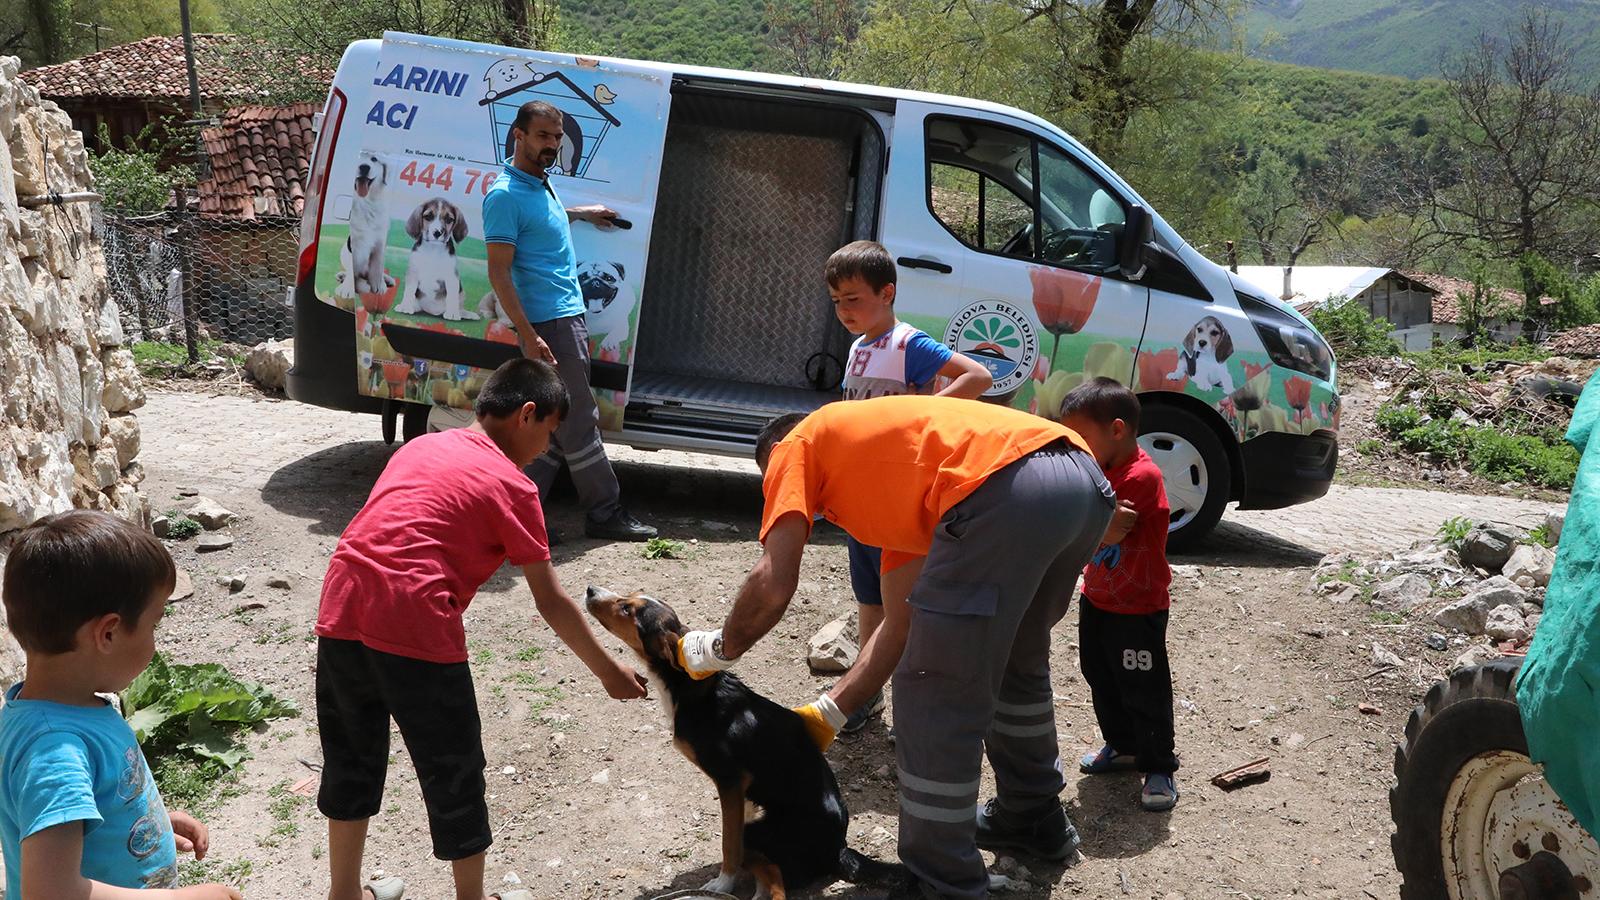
[{"x1": 0, "y1": 56, "x2": 148, "y2": 689}]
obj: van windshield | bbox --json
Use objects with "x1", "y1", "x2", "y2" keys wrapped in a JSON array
[{"x1": 926, "y1": 116, "x2": 1125, "y2": 273}]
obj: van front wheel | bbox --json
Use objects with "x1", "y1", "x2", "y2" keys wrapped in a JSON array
[{"x1": 1137, "y1": 405, "x2": 1229, "y2": 552}]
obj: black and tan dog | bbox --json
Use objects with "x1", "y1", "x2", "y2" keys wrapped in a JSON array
[{"x1": 585, "y1": 586, "x2": 904, "y2": 899}]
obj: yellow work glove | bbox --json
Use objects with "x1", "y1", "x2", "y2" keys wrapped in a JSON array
[
  {"x1": 677, "y1": 629, "x2": 734, "y2": 680},
  {"x1": 792, "y1": 694, "x2": 848, "y2": 751}
]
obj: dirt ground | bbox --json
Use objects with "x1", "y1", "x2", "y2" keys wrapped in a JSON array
[{"x1": 137, "y1": 388, "x2": 1560, "y2": 899}]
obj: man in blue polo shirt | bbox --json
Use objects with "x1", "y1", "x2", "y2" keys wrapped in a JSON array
[{"x1": 483, "y1": 100, "x2": 655, "y2": 542}]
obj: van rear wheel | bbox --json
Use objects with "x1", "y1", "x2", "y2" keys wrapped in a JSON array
[{"x1": 1137, "y1": 405, "x2": 1229, "y2": 552}]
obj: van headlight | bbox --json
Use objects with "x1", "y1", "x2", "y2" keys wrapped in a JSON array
[{"x1": 1234, "y1": 289, "x2": 1333, "y2": 382}]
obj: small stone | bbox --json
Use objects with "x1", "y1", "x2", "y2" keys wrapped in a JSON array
[
  {"x1": 151, "y1": 515, "x2": 171, "y2": 539},
  {"x1": 1514, "y1": 575, "x2": 1537, "y2": 590},
  {"x1": 1322, "y1": 582, "x2": 1360, "y2": 604},
  {"x1": 1546, "y1": 512, "x2": 1566, "y2": 544},
  {"x1": 591, "y1": 769, "x2": 609, "y2": 784},
  {"x1": 1372, "y1": 574, "x2": 1431, "y2": 610},
  {"x1": 1358, "y1": 703, "x2": 1382, "y2": 715},
  {"x1": 233, "y1": 601, "x2": 266, "y2": 613},
  {"x1": 186, "y1": 497, "x2": 238, "y2": 531},
  {"x1": 502, "y1": 766, "x2": 517, "y2": 775},
  {"x1": 1424, "y1": 633, "x2": 1449, "y2": 651},
  {"x1": 177, "y1": 487, "x2": 199, "y2": 497},
  {"x1": 266, "y1": 574, "x2": 295, "y2": 590},
  {"x1": 196, "y1": 533, "x2": 235, "y2": 552},
  {"x1": 1300, "y1": 624, "x2": 1331, "y2": 638},
  {"x1": 1453, "y1": 643, "x2": 1503, "y2": 672},
  {"x1": 168, "y1": 569, "x2": 195, "y2": 603},
  {"x1": 215, "y1": 574, "x2": 246, "y2": 593},
  {"x1": 807, "y1": 613, "x2": 858, "y2": 674},
  {"x1": 1371, "y1": 643, "x2": 1405, "y2": 668}
]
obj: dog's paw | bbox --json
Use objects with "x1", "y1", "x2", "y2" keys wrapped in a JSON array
[{"x1": 701, "y1": 872, "x2": 739, "y2": 893}]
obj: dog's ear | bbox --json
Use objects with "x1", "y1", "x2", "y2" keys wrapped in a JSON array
[
  {"x1": 1181, "y1": 324, "x2": 1196, "y2": 355},
  {"x1": 1214, "y1": 323, "x2": 1235, "y2": 362},
  {"x1": 646, "y1": 631, "x2": 683, "y2": 671},
  {"x1": 613, "y1": 262, "x2": 625, "y2": 281},
  {"x1": 405, "y1": 204, "x2": 425, "y2": 240},
  {"x1": 450, "y1": 205, "x2": 468, "y2": 243}
]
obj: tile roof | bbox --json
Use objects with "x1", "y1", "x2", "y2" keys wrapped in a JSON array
[
  {"x1": 1546, "y1": 324, "x2": 1600, "y2": 358},
  {"x1": 22, "y1": 34, "x2": 325, "y2": 103},
  {"x1": 1400, "y1": 271, "x2": 1548, "y2": 324},
  {"x1": 195, "y1": 103, "x2": 316, "y2": 220}
]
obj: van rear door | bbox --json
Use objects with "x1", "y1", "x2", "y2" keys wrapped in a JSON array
[
  {"x1": 319, "y1": 32, "x2": 672, "y2": 428},
  {"x1": 882, "y1": 100, "x2": 1151, "y2": 413}
]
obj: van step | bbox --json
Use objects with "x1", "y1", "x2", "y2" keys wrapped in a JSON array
[{"x1": 629, "y1": 372, "x2": 836, "y2": 416}]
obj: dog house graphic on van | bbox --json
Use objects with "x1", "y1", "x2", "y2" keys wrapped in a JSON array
[{"x1": 479, "y1": 61, "x2": 622, "y2": 180}]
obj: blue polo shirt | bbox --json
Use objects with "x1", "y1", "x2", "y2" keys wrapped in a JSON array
[{"x1": 482, "y1": 163, "x2": 584, "y2": 323}]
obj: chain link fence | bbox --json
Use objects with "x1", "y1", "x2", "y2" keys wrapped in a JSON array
[{"x1": 98, "y1": 204, "x2": 299, "y2": 360}]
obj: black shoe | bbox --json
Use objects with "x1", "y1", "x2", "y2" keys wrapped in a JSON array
[
  {"x1": 974, "y1": 797, "x2": 1080, "y2": 862},
  {"x1": 584, "y1": 507, "x2": 657, "y2": 542}
]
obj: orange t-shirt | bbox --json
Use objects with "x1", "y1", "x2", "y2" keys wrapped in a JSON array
[{"x1": 759, "y1": 396, "x2": 1089, "y2": 572}]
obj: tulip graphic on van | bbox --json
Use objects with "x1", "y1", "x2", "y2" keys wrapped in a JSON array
[{"x1": 1029, "y1": 266, "x2": 1100, "y2": 372}]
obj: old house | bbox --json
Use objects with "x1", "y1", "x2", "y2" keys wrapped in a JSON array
[{"x1": 1235, "y1": 266, "x2": 1439, "y2": 350}]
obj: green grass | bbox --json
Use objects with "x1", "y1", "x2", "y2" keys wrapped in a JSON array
[
  {"x1": 258, "y1": 782, "x2": 305, "y2": 848},
  {"x1": 643, "y1": 537, "x2": 688, "y2": 560},
  {"x1": 513, "y1": 646, "x2": 544, "y2": 662},
  {"x1": 1370, "y1": 611, "x2": 1405, "y2": 626},
  {"x1": 151, "y1": 754, "x2": 243, "y2": 818},
  {"x1": 179, "y1": 857, "x2": 253, "y2": 888}
]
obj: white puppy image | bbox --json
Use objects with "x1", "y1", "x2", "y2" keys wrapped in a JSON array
[
  {"x1": 394, "y1": 198, "x2": 475, "y2": 321},
  {"x1": 578, "y1": 261, "x2": 634, "y2": 352},
  {"x1": 1167, "y1": 314, "x2": 1235, "y2": 393},
  {"x1": 335, "y1": 152, "x2": 391, "y2": 300},
  {"x1": 477, "y1": 290, "x2": 515, "y2": 327},
  {"x1": 483, "y1": 59, "x2": 536, "y2": 103}
]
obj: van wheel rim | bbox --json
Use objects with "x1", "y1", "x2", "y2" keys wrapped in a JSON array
[
  {"x1": 1441, "y1": 750, "x2": 1600, "y2": 900},
  {"x1": 1138, "y1": 431, "x2": 1207, "y2": 532}
]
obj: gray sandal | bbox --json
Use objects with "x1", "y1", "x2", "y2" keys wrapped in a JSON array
[{"x1": 365, "y1": 877, "x2": 404, "y2": 900}]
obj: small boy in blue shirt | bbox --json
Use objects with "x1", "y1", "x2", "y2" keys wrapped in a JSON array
[
  {"x1": 826, "y1": 240, "x2": 993, "y2": 732},
  {"x1": 0, "y1": 510, "x2": 240, "y2": 899}
]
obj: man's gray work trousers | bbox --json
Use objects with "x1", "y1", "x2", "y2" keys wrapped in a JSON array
[
  {"x1": 893, "y1": 443, "x2": 1115, "y2": 898},
  {"x1": 524, "y1": 314, "x2": 621, "y2": 521}
]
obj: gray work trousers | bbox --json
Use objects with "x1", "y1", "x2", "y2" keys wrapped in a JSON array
[
  {"x1": 893, "y1": 444, "x2": 1115, "y2": 898},
  {"x1": 523, "y1": 314, "x2": 621, "y2": 521}
]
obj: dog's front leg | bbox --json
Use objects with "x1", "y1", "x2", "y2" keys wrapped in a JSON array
[
  {"x1": 751, "y1": 861, "x2": 786, "y2": 900},
  {"x1": 701, "y1": 779, "x2": 746, "y2": 894}
]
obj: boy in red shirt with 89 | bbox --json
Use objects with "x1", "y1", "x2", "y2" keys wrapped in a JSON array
[
  {"x1": 1058, "y1": 378, "x2": 1179, "y2": 813},
  {"x1": 313, "y1": 358, "x2": 647, "y2": 900}
]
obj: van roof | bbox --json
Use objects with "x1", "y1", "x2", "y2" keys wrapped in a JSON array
[{"x1": 361, "y1": 33, "x2": 1147, "y2": 209}]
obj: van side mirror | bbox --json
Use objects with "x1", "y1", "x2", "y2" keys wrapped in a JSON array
[{"x1": 1119, "y1": 204, "x2": 1154, "y2": 281}]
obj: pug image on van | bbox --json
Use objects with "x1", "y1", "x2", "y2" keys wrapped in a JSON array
[
  {"x1": 1168, "y1": 315, "x2": 1235, "y2": 393},
  {"x1": 579, "y1": 261, "x2": 634, "y2": 352}
]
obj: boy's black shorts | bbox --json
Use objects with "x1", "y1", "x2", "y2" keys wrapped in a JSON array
[{"x1": 315, "y1": 637, "x2": 490, "y2": 860}]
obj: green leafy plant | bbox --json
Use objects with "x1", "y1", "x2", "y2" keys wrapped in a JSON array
[
  {"x1": 643, "y1": 538, "x2": 687, "y2": 560},
  {"x1": 122, "y1": 653, "x2": 298, "y2": 769},
  {"x1": 1307, "y1": 301, "x2": 1399, "y2": 360},
  {"x1": 163, "y1": 512, "x2": 202, "y2": 541},
  {"x1": 1466, "y1": 429, "x2": 1579, "y2": 489},
  {"x1": 88, "y1": 124, "x2": 177, "y2": 214},
  {"x1": 1374, "y1": 402, "x2": 1422, "y2": 436},
  {"x1": 1437, "y1": 516, "x2": 1474, "y2": 550},
  {"x1": 1528, "y1": 523, "x2": 1554, "y2": 548},
  {"x1": 1370, "y1": 611, "x2": 1405, "y2": 626}
]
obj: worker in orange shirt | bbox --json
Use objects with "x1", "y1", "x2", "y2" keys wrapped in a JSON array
[{"x1": 678, "y1": 396, "x2": 1119, "y2": 899}]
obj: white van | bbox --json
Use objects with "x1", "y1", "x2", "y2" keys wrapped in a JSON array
[{"x1": 287, "y1": 32, "x2": 1339, "y2": 547}]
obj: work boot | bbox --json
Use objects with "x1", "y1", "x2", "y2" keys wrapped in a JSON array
[
  {"x1": 585, "y1": 507, "x2": 657, "y2": 542},
  {"x1": 974, "y1": 797, "x2": 1081, "y2": 862}
]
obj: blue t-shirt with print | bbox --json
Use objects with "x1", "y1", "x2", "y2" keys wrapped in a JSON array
[
  {"x1": 481, "y1": 163, "x2": 585, "y2": 324},
  {"x1": 0, "y1": 683, "x2": 178, "y2": 894}
]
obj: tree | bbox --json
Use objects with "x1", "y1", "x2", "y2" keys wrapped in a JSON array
[
  {"x1": 763, "y1": 0, "x2": 861, "y2": 79},
  {"x1": 1433, "y1": 9, "x2": 1600, "y2": 330},
  {"x1": 229, "y1": 0, "x2": 561, "y2": 74},
  {"x1": 1233, "y1": 147, "x2": 1330, "y2": 291},
  {"x1": 0, "y1": 0, "x2": 227, "y2": 68}
]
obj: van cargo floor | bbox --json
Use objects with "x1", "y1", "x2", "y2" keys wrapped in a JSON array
[{"x1": 629, "y1": 372, "x2": 837, "y2": 415}]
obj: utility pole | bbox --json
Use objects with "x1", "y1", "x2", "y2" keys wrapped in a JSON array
[
  {"x1": 177, "y1": 0, "x2": 204, "y2": 364},
  {"x1": 75, "y1": 21, "x2": 111, "y2": 53}
]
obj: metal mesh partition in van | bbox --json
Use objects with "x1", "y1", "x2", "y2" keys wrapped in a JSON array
[{"x1": 633, "y1": 92, "x2": 883, "y2": 399}]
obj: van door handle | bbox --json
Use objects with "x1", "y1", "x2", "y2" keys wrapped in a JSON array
[{"x1": 898, "y1": 256, "x2": 953, "y2": 274}]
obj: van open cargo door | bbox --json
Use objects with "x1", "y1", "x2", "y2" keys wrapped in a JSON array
[{"x1": 317, "y1": 32, "x2": 672, "y2": 428}]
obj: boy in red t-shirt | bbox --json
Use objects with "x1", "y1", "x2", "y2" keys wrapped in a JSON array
[
  {"x1": 314, "y1": 358, "x2": 647, "y2": 900},
  {"x1": 1058, "y1": 377, "x2": 1179, "y2": 813}
]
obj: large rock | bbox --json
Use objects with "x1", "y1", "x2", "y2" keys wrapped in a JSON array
[
  {"x1": 1372, "y1": 574, "x2": 1431, "y2": 611},
  {"x1": 105, "y1": 414, "x2": 140, "y2": 469},
  {"x1": 1546, "y1": 512, "x2": 1566, "y2": 545},
  {"x1": 1453, "y1": 643, "x2": 1503, "y2": 672},
  {"x1": 1503, "y1": 544, "x2": 1556, "y2": 588},
  {"x1": 245, "y1": 340, "x2": 293, "y2": 391},
  {"x1": 1485, "y1": 605, "x2": 1530, "y2": 643},
  {"x1": 100, "y1": 348, "x2": 145, "y2": 413},
  {"x1": 1459, "y1": 525, "x2": 1521, "y2": 572},
  {"x1": 186, "y1": 497, "x2": 238, "y2": 531},
  {"x1": 1434, "y1": 576, "x2": 1531, "y2": 635},
  {"x1": 807, "y1": 613, "x2": 858, "y2": 674}
]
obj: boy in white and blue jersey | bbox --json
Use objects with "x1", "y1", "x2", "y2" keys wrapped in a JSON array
[{"x1": 825, "y1": 240, "x2": 993, "y2": 732}]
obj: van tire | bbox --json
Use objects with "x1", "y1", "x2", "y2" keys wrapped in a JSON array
[
  {"x1": 401, "y1": 403, "x2": 430, "y2": 443},
  {"x1": 1137, "y1": 405, "x2": 1229, "y2": 552}
]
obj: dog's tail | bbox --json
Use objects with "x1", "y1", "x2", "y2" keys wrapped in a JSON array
[{"x1": 838, "y1": 847, "x2": 907, "y2": 885}]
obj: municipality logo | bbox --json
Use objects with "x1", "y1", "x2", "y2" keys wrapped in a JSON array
[{"x1": 945, "y1": 300, "x2": 1039, "y2": 396}]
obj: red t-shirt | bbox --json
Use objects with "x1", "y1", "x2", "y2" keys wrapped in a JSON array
[
  {"x1": 1082, "y1": 447, "x2": 1172, "y2": 615},
  {"x1": 315, "y1": 428, "x2": 550, "y2": 663}
]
